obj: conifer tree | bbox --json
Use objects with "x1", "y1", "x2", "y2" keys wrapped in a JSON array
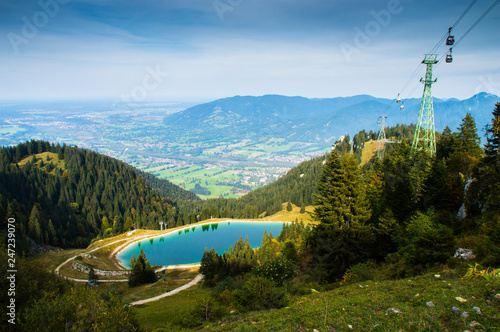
[
  {"x1": 128, "y1": 248, "x2": 156, "y2": 287},
  {"x1": 485, "y1": 102, "x2": 500, "y2": 159},
  {"x1": 200, "y1": 247, "x2": 221, "y2": 286},
  {"x1": 313, "y1": 151, "x2": 370, "y2": 228},
  {"x1": 454, "y1": 112, "x2": 482, "y2": 159},
  {"x1": 309, "y1": 151, "x2": 374, "y2": 282},
  {"x1": 28, "y1": 205, "x2": 42, "y2": 244},
  {"x1": 300, "y1": 201, "x2": 306, "y2": 214},
  {"x1": 436, "y1": 126, "x2": 455, "y2": 160},
  {"x1": 101, "y1": 216, "x2": 110, "y2": 233}
]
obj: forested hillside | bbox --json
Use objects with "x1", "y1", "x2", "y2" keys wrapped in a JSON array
[
  {"x1": 0, "y1": 141, "x2": 192, "y2": 251},
  {"x1": 135, "y1": 169, "x2": 200, "y2": 201},
  {"x1": 186, "y1": 105, "x2": 500, "y2": 330},
  {"x1": 173, "y1": 123, "x2": 417, "y2": 222},
  {"x1": 172, "y1": 154, "x2": 327, "y2": 223}
]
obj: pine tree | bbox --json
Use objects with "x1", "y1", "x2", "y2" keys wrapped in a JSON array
[
  {"x1": 436, "y1": 126, "x2": 455, "y2": 160},
  {"x1": 309, "y1": 151, "x2": 374, "y2": 281},
  {"x1": 128, "y1": 248, "x2": 156, "y2": 287},
  {"x1": 28, "y1": 205, "x2": 42, "y2": 244},
  {"x1": 300, "y1": 201, "x2": 306, "y2": 214},
  {"x1": 47, "y1": 219, "x2": 58, "y2": 246},
  {"x1": 454, "y1": 112, "x2": 482, "y2": 159},
  {"x1": 313, "y1": 151, "x2": 370, "y2": 229},
  {"x1": 199, "y1": 247, "x2": 221, "y2": 287},
  {"x1": 485, "y1": 102, "x2": 500, "y2": 159},
  {"x1": 101, "y1": 216, "x2": 110, "y2": 233}
]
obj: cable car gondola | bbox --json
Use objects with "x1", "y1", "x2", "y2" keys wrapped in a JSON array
[
  {"x1": 446, "y1": 48, "x2": 453, "y2": 63},
  {"x1": 446, "y1": 27, "x2": 455, "y2": 45}
]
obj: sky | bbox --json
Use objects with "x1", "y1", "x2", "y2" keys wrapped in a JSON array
[{"x1": 0, "y1": 0, "x2": 499, "y2": 103}]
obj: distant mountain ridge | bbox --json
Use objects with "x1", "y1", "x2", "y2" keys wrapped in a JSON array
[{"x1": 163, "y1": 93, "x2": 499, "y2": 145}]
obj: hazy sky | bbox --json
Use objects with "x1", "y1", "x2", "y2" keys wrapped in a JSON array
[{"x1": 1, "y1": 0, "x2": 499, "y2": 102}]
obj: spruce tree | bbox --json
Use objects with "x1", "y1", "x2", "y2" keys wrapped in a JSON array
[
  {"x1": 128, "y1": 249, "x2": 156, "y2": 287},
  {"x1": 454, "y1": 112, "x2": 482, "y2": 159},
  {"x1": 300, "y1": 201, "x2": 306, "y2": 214},
  {"x1": 28, "y1": 205, "x2": 42, "y2": 244},
  {"x1": 485, "y1": 102, "x2": 500, "y2": 159},
  {"x1": 313, "y1": 151, "x2": 370, "y2": 228},
  {"x1": 309, "y1": 151, "x2": 374, "y2": 282}
]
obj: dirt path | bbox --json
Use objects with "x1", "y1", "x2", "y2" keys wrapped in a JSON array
[
  {"x1": 53, "y1": 235, "x2": 204, "y2": 304},
  {"x1": 54, "y1": 236, "x2": 132, "y2": 276},
  {"x1": 129, "y1": 274, "x2": 204, "y2": 306}
]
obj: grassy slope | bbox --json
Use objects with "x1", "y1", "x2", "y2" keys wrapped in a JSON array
[
  {"x1": 117, "y1": 268, "x2": 200, "y2": 303},
  {"x1": 132, "y1": 285, "x2": 211, "y2": 331},
  {"x1": 128, "y1": 267, "x2": 500, "y2": 331},
  {"x1": 203, "y1": 270, "x2": 500, "y2": 332},
  {"x1": 17, "y1": 151, "x2": 66, "y2": 172},
  {"x1": 360, "y1": 140, "x2": 381, "y2": 166},
  {"x1": 259, "y1": 203, "x2": 316, "y2": 225}
]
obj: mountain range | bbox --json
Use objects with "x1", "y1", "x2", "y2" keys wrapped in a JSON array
[{"x1": 163, "y1": 93, "x2": 499, "y2": 145}]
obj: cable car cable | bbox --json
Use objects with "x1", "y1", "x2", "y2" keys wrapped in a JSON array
[
  {"x1": 454, "y1": 0, "x2": 500, "y2": 48},
  {"x1": 428, "y1": 0, "x2": 476, "y2": 54},
  {"x1": 434, "y1": 0, "x2": 499, "y2": 70},
  {"x1": 399, "y1": 0, "x2": 477, "y2": 99},
  {"x1": 397, "y1": 0, "x2": 495, "y2": 107},
  {"x1": 451, "y1": 0, "x2": 478, "y2": 30}
]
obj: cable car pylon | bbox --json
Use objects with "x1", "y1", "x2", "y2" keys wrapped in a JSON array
[
  {"x1": 411, "y1": 54, "x2": 438, "y2": 157},
  {"x1": 377, "y1": 115, "x2": 388, "y2": 159}
]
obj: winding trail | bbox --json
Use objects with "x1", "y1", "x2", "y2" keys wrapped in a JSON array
[
  {"x1": 53, "y1": 233, "x2": 204, "y2": 301},
  {"x1": 129, "y1": 274, "x2": 204, "y2": 306},
  {"x1": 54, "y1": 220, "x2": 285, "y2": 302}
]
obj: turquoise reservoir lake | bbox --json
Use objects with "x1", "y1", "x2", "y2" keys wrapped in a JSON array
[{"x1": 116, "y1": 221, "x2": 286, "y2": 268}]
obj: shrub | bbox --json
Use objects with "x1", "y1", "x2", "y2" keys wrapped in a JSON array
[
  {"x1": 396, "y1": 212, "x2": 455, "y2": 268},
  {"x1": 194, "y1": 296, "x2": 227, "y2": 322},
  {"x1": 340, "y1": 260, "x2": 377, "y2": 286},
  {"x1": 254, "y1": 258, "x2": 297, "y2": 286},
  {"x1": 232, "y1": 276, "x2": 287, "y2": 312}
]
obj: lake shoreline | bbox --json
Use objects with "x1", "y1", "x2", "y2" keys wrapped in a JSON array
[{"x1": 114, "y1": 219, "x2": 290, "y2": 270}]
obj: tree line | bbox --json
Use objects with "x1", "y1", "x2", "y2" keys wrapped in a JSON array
[{"x1": 0, "y1": 141, "x2": 189, "y2": 252}]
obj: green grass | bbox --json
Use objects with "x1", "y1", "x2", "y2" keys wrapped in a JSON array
[
  {"x1": 32, "y1": 248, "x2": 83, "y2": 271},
  {"x1": 87, "y1": 229, "x2": 159, "y2": 251},
  {"x1": 115, "y1": 268, "x2": 200, "y2": 302},
  {"x1": 259, "y1": 203, "x2": 316, "y2": 224},
  {"x1": 360, "y1": 140, "x2": 380, "y2": 166},
  {"x1": 17, "y1": 152, "x2": 66, "y2": 172},
  {"x1": 132, "y1": 285, "x2": 211, "y2": 331},
  {"x1": 200, "y1": 270, "x2": 500, "y2": 331}
]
